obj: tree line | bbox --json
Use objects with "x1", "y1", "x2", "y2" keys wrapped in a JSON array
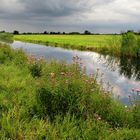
[{"x1": 1, "y1": 30, "x2": 140, "y2": 35}]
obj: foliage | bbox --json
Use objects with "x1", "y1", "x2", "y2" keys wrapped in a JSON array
[{"x1": 13, "y1": 30, "x2": 19, "y2": 35}]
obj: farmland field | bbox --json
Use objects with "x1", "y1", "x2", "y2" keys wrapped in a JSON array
[{"x1": 14, "y1": 34, "x2": 122, "y2": 55}]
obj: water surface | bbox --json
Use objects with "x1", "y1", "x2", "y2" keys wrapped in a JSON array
[{"x1": 11, "y1": 41, "x2": 140, "y2": 104}]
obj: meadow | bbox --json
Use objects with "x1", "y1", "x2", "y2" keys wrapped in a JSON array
[
  {"x1": 14, "y1": 34, "x2": 122, "y2": 55},
  {"x1": 15, "y1": 33, "x2": 140, "y2": 57},
  {"x1": 0, "y1": 41, "x2": 140, "y2": 139}
]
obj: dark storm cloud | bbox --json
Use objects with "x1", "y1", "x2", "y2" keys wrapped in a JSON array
[
  {"x1": 20, "y1": 0, "x2": 90, "y2": 17},
  {"x1": 0, "y1": 0, "x2": 90, "y2": 18},
  {"x1": 19, "y1": 0, "x2": 114, "y2": 17},
  {"x1": 0, "y1": 0, "x2": 114, "y2": 19}
]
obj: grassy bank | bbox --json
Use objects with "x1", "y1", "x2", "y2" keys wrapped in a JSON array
[
  {"x1": 14, "y1": 34, "x2": 140, "y2": 57},
  {"x1": 0, "y1": 43, "x2": 140, "y2": 139},
  {"x1": 0, "y1": 32, "x2": 13, "y2": 43},
  {"x1": 14, "y1": 35, "x2": 122, "y2": 55}
]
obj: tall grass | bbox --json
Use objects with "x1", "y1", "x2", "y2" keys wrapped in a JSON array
[
  {"x1": 0, "y1": 33, "x2": 13, "y2": 43},
  {"x1": 121, "y1": 32, "x2": 140, "y2": 57},
  {"x1": 0, "y1": 43, "x2": 140, "y2": 139}
]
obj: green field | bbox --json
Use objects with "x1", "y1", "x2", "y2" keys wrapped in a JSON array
[
  {"x1": 14, "y1": 34, "x2": 122, "y2": 55},
  {"x1": 15, "y1": 33, "x2": 140, "y2": 57},
  {"x1": 0, "y1": 42, "x2": 140, "y2": 139}
]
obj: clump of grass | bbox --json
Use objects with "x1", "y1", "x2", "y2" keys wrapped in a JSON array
[
  {"x1": 121, "y1": 31, "x2": 140, "y2": 57},
  {"x1": 28, "y1": 56, "x2": 43, "y2": 78},
  {"x1": 0, "y1": 43, "x2": 140, "y2": 139}
]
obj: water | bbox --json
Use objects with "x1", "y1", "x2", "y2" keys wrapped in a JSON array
[{"x1": 10, "y1": 41, "x2": 140, "y2": 104}]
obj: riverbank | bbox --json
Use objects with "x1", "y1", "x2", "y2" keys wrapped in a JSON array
[
  {"x1": 0, "y1": 43, "x2": 140, "y2": 139},
  {"x1": 14, "y1": 34, "x2": 140, "y2": 57},
  {"x1": 14, "y1": 34, "x2": 123, "y2": 56}
]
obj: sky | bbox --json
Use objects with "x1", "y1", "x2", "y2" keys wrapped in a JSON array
[{"x1": 0, "y1": 0, "x2": 140, "y2": 33}]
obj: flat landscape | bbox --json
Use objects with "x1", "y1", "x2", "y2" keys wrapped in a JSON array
[
  {"x1": 15, "y1": 34, "x2": 121, "y2": 54},
  {"x1": 0, "y1": 32, "x2": 139, "y2": 139},
  {"x1": 15, "y1": 34, "x2": 140, "y2": 57},
  {"x1": 0, "y1": 0, "x2": 140, "y2": 139},
  {"x1": 15, "y1": 34, "x2": 121, "y2": 48}
]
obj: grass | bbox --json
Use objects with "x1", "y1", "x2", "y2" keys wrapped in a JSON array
[
  {"x1": 121, "y1": 32, "x2": 140, "y2": 57},
  {"x1": 0, "y1": 32, "x2": 13, "y2": 43},
  {"x1": 14, "y1": 33, "x2": 140, "y2": 57},
  {"x1": 14, "y1": 32, "x2": 140, "y2": 57},
  {"x1": 0, "y1": 43, "x2": 140, "y2": 139},
  {"x1": 14, "y1": 34, "x2": 122, "y2": 55}
]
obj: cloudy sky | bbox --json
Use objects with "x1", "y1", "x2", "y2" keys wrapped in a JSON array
[{"x1": 0, "y1": 0, "x2": 140, "y2": 33}]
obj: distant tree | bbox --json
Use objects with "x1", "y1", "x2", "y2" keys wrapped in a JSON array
[
  {"x1": 13, "y1": 30, "x2": 19, "y2": 35},
  {"x1": 69, "y1": 32, "x2": 80, "y2": 35},
  {"x1": 44, "y1": 31, "x2": 48, "y2": 34},
  {"x1": 0, "y1": 30, "x2": 5, "y2": 33},
  {"x1": 84, "y1": 30, "x2": 91, "y2": 35},
  {"x1": 63, "y1": 32, "x2": 66, "y2": 34},
  {"x1": 27, "y1": 32, "x2": 32, "y2": 35},
  {"x1": 127, "y1": 30, "x2": 134, "y2": 33},
  {"x1": 50, "y1": 32, "x2": 55, "y2": 34}
]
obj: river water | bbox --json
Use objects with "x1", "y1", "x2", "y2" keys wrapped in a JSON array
[{"x1": 10, "y1": 41, "x2": 140, "y2": 104}]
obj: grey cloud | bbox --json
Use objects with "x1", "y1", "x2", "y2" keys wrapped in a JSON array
[
  {"x1": 0, "y1": 0, "x2": 114, "y2": 18},
  {"x1": 21, "y1": 0, "x2": 89, "y2": 17},
  {"x1": 20, "y1": 0, "x2": 114, "y2": 17},
  {"x1": 0, "y1": 0, "x2": 140, "y2": 33}
]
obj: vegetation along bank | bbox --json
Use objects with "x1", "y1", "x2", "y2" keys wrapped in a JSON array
[
  {"x1": 14, "y1": 31, "x2": 140, "y2": 57},
  {"x1": 0, "y1": 41, "x2": 140, "y2": 139}
]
